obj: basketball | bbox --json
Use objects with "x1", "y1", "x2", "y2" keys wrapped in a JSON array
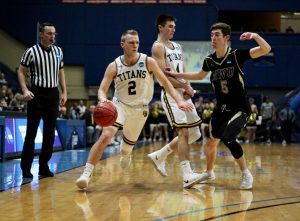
[{"x1": 93, "y1": 101, "x2": 118, "y2": 127}]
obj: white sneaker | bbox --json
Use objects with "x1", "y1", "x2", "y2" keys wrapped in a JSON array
[
  {"x1": 76, "y1": 173, "x2": 91, "y2": 189},
  {"x1": 199, "y1": 171, "x2": 216, "y2": 183},
  {"x1": 240, "y1": 172, "x2": 253, "y2": 190},
  {"x1": 147, "y1": 152, "x2": 167, "y2": 177},
  {"x1": 183, "y1": 172, "x2": 208, "y2": 189},
  {"x1": 120, "y1": 154, "x2": 132, "y2": 169}
]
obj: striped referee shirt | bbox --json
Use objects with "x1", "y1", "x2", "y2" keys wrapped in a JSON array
[{"x1": 20, "y1": 43, "x2": 64, "y2": 88}]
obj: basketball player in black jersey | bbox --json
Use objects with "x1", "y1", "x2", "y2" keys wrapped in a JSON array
[{"x1": 167, "y1": 22, "x2": 271, "y2": 189}]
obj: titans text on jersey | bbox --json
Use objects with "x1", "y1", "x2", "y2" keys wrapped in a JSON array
[
  {"x1": 166, "y1": 52, "x2": 183, "y2": 63},
  {"x1": 117, "y1": 69, "x2": 147, "y2": 81}
]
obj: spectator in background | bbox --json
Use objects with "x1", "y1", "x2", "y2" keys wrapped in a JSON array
[
  {"x1": 256, "y1": 25, "x2": 265, "y2": 33},
  {"x1": 78, "y1": 99, "x2": 87, "y2": 119},
  {"x1": 157, "y1": 101, "x2": 170, "y2": 142},
  {"x1": 286, "y1": 25, "x2": 295, "y2": 33},
  {"x1": 148, "y1": 101, "x2": 163, "y2": 142},
  {"x1": 200, "y1": 99, "x2": 214, "y2": 145},
  {"x1": 260, "y1": 96, "x2": 276, "y2": 144},
  {"x1": 279, "y1": 103, "x2": 295, "y2": 145},
  {"x1": 0, "y1": 72, "x2": 7, "y2": 85},
  {"x1": 245, "y1": 97, "x2": 258, "y2": 143},
  {"x1": 58, "y1": 106, "x2": 69, "y2": 119},
  {"x1": 70, "y1": 102, "x2": 80, "y2": 119},
  {"x1": 0, "y1": 96, "x2": 8, "y2": 110},
  {"x1": 82, "y1": 104, "x2": 102, "y2": 147},
  {"x1": 269, "y1": 25, "x2": 278, "y2": 33}
]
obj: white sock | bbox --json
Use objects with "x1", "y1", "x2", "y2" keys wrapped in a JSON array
[
  {"x1": 83, "y1": 163, "x2": 94, "y2": 176},
  {"x1": 157, "y1": 144, "x2": 173, "y2": 159},
  {"x1": 206, "y1": 170, "x2": 214, "y2": 175},
  {"x1": 242, "y1": 168, "x2": 250, "y2": 174},
  {"x1": 180, "y1": 160, "x2": 193, "y2": 174}
]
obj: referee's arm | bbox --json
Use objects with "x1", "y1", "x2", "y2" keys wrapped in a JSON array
[
  {"x1": 17, "y1": 64, "x2": 34, "y2": 101},
  {"x1": 58, "y1": 68, "x2": 67, "y2": 106}
]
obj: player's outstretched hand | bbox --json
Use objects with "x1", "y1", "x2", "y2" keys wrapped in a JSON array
[
  {"x1": 164, "y1": 68, "x2": 179, "y2": 78},
  {"x1": 240, "y1": 32, "x2": 258, "y2": 41},
  {"x1": 177, "y1": 101, "x2": 193, "y2": 112}
]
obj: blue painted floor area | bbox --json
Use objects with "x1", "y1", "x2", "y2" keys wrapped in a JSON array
[{"x1": 0, "y1": 142, "x2": 138, "y2": 192}]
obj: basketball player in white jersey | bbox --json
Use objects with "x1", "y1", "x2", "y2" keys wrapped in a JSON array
[
  {"x1": 147, "y1": 14, "x2": 207, "y2": 188},
  {"x1": 76, "y1": 29, "x2": 193, "y2": 189}
]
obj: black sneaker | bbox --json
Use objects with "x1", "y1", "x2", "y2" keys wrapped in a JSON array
[
  {"x1": 39, "y1": 169, "x2": 54, "y2": 177},
  {"x1": 22, "y1": 170, "x2": 33, "y2": 178}
]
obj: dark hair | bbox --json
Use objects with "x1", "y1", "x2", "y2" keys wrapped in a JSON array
[
  {"x1": 210, "y1": 22, "x2": 231, "y2": 36},
  {"x1": 121, "y1": 29, "x2": 138, "y2": 42},
  {"x1": 39, "y1": 22, "x2": 55, "y2": 32},
  {"x1": 155, "y1": 14, "x2": 176, "y2": 33}
]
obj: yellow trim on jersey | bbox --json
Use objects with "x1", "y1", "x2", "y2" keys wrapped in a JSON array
[
  {"x1": 113, "y1": 122, "x2": 123, "y2": 129},
  {"x1": 206, "y1": 46, "x2": 231, "y2": 66},
  {"x1": 233, "y1": 50, "x2": 246, "y2": 89},
  {"x1": 123, "y1": 136, "x2": 136, "y2": 145},
  {"x1": 163, "y1": 90, "x2": 175, "y2": 126}
]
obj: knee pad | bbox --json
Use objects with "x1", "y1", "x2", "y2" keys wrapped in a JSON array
[
  {"x1": 223, "y1": 140, "x2": 243, "y2": 159},
  {"x1": 222, "y1": 114, "x2": 247, "y2": 142}
]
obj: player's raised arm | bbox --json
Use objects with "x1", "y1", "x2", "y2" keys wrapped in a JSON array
[
  {"x1": 147, "y1": 57, "x2": 193, "y2": 112},
  {"x1": 98, "y1": 62, "x2": 116, "y2": 102},
  {"x1": 240, "y1": 32, "x2": 271, "y2": 58}
]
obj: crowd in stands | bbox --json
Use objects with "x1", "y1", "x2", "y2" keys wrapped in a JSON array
[
  {"x1": 256, "y1": 24, "x2": 296, "y2": 33},
  {"x1": 0, "y1": 70, "x2": 26, "y2": 112}
]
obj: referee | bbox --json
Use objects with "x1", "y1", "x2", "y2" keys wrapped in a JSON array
[{"x1": 18, "y1": 22, "x2": 67, "y2": 178}]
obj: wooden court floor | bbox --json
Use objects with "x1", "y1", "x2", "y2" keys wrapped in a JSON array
[{"x1": 0, "y1": 141, "x2": 300, "y2": 221}]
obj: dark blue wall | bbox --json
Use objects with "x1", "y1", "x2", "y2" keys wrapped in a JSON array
[{"x1": 1, "y1": 1, "x2": 300, "y2": 88}]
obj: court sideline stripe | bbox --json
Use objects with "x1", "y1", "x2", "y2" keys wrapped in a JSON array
[{"x1": 153, "y1": 195, "x2": 300, "y2": 221}]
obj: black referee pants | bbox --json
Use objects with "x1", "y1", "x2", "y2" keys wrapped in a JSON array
[{"x1": 21, "y1": 87, "x2": 59, "y2": 170}]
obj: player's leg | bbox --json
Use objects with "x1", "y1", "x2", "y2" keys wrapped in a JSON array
[
  {"x1": 177, "y1": 127, "x2": 207, "y2": 188},
  {"x1": 201, "y1": 137, "x2": 218, "y2": 183},
  {"x1": 222, "y1": 112, "x2": 253, "y2": 189},
  {"x1": 119, "y1": 106, "x2": 148, "y2": 169},
  {"x1": 76, "y1": 100, "x2": 126, "y2": 189},
  {"x1": 76, "y1": 126, "x2": 118, "y2": 189}
]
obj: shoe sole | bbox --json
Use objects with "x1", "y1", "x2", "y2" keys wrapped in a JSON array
[
  {"x1": 199, "y1": 176, "x2": 215, "y2": 184},
  {"x1": 76, "y1": 180, "x2": 88, "y2": 189},
  {"x1": 147, "y1": 154, "x2": 167, "y2": 177},
  {"x1": 183, "y1": 175, "x2": 208, "y2": 189},
  {"x1": 240, "y1": 185, "x2": 253, "y2": 190}
]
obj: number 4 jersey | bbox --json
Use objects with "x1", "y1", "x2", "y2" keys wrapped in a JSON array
[{"x1": 113, "y1": 53, "x2": 154, "y2": 106}]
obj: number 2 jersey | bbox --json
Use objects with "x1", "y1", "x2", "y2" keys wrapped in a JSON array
[
  {"x1": 202, "y1": 47, "x2": 252, "y2": 114},
  {"x1": 113, "y1": 53, "x2": 154, "y2": 106}
]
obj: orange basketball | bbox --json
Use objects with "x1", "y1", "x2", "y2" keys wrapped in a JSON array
[{"x1": 93, "y1": 101, "x2": 118, "y2": 127}]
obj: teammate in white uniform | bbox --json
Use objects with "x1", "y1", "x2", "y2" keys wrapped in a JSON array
[
  {"x1": 147, "y1": 14, "x2": 207, "y2": 188},
  {"x1": 76, "y1": 29, "x2": 193, "y2": 190}
]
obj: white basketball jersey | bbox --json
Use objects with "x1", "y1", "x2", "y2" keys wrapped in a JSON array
[
  {"x1": 113, "y1": 53, "x2": 154, "y2": 106},
  {"x1": 164, "y1": 41, "x2": 186, "y2": 83}
]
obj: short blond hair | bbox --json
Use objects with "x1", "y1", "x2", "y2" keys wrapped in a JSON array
[{"x1": 121, "y1": 29, "x2": 138, "y2": 42}]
